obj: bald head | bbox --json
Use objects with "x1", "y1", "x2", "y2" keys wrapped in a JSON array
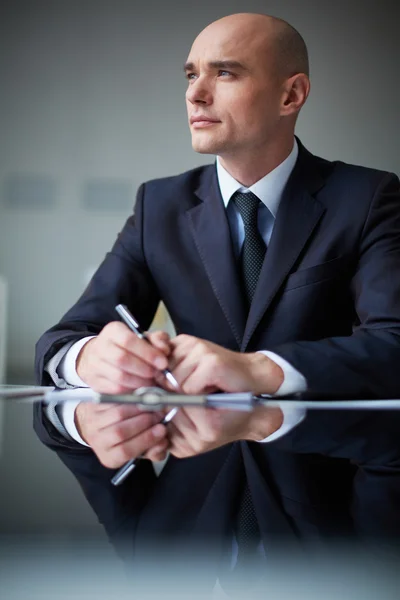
[
  {"x1": 267, "y1": 15, "x2": 309, "y2": 77},
  {"x1": 185, "y1": 13, "x2": 310, "y2": 179},
  {"x1": 195, "y1": 13, "x2": 309, "y2": 80}
]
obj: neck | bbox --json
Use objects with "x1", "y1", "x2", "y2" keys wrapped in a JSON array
[{"x1": 218, "y1": 137, "x2": 295, "y2": 187}]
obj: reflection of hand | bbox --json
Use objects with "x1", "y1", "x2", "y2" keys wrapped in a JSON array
[
  {"x1": 76, "y1": 322, "x2": 171, "y2": 394},
  {"x1": 74, "y1": 402, "x2": 169, "y2": 467},
  {"x1": 168, "y1": 404, "x2": 283, "y2": 458},
  {"x1": 164, "y1": 334, "x2": 284, "y2": 458}
]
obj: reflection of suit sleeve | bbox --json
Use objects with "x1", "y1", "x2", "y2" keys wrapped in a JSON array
[
  {"x1": 270, "y1": 173, "x2": 400, "y2": 398},
  {"x1": 33, "y1": 399, "x2": 156, "y2": 549},
  {"x1": 34, "y1": 184, "x2": 160, "y2": 385}
]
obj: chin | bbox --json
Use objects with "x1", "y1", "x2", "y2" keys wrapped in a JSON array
[
  {"x1": 193, "y1": 147, "x2": 214, "y2": 155},
  {"x1": 192, "y1": 145, "x2": 215, "y2": 155},
  {"x1": 192, "y1": 138, "x2": 224, "y2": 155}
]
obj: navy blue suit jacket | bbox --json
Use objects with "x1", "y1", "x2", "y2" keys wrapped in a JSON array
[{"x1": 34, "y1": 141, "x2": 400, "y2": 564}]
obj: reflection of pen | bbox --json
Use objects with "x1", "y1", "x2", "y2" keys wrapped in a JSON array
[
  {"x1": 112, "y1": 304, "x2": 179, "y2": 486},
  {"x1": 111, "y1": 406, "x2": 178, "y2": 486}
]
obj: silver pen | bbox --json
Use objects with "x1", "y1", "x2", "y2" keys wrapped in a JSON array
[
  {"x1": 115, "y1": 304, "x2": 180, "y2": 389},
  {"x1": 111, "y1": 304, "x2": 180, "y2": 486}
]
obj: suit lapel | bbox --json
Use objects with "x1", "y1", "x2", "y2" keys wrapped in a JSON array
[
  {"x1": 187, "y1": 166, "x2": 246, "y2": 347},
  {"x1": 241, "y1": 146, "x2": 327, "y2": 351}
]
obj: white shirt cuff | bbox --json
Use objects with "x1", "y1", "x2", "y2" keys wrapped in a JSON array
[
  {"x1": 256, "y1": 350, "x2": 307, "y2": 442},
  {"x1": 260, "y1": 351, "x2": 307, "y2": 396},
  {"x1": 58, "y1": 398, "x2": 90, "y2": 446},
  {"x1": 56, "y1": 337, "x2": 96, "y2": 445},
  {"x1": 259, "y1": 402, "x2": 306, "y2": 443},
  {"x1": 44, "y1": 336, "x2": 95, "y2": 445},
  {"x1": 57, "y1": 336, "x2": 96, "y2": 387}
]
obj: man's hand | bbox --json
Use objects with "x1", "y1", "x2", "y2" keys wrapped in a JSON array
[
  {"x1": 166, "y1": 335, "x2": 284, "y2": 458},
  {"x1": 74, "y1": 402, "x2": 169, "y2": 468},
  {"x1": 168, "y1": 404, "x2": 283, "y2": 458},
  {"x1": 73, "y1": 322, "x2": 175, "y2": 466},
  {"x1": 76, "y1": 322, "x2": 171, "y2": 394},
  {"x1": 168, "y1": 334, "x2": 284, "y2": 396}
]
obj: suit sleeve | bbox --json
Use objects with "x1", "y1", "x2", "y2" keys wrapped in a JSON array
[
  {"x1": 35, "y1": 183, "x2": 160, "y2": 385},
  {"x1": 270, "y1": 172, "x2": 400, "y2": 398},
  {"x1": 34, "y1": 183, "x2": 160, "y2": 459}
]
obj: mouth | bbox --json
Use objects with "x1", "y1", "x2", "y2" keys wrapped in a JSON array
[{"x1": 190, "y1": 117, "x2": 220, "y2": 128}]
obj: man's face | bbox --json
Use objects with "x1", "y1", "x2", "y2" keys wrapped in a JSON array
[{"x1": 185, "y1": 21, "x2": 285, "y2": 159}]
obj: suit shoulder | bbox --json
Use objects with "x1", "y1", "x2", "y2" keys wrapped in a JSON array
[
  {"x1": 319, "y1": 155, "x2": 398, "y2": 189},
  {"x1": 140, "y1": 164, "x2": 214, "y2": 196},
  {"x1": 299, "y1": 143, "x2": 399, "y2": 216}
]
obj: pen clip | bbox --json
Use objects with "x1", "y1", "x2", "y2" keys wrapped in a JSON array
[{"x1": 115, "y1": 304, "x2": 143, "y2": 336}]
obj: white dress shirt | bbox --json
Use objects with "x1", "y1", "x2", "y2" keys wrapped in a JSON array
[{"x1": 45, "y1": 140, "x2": 307, "y2": 445}]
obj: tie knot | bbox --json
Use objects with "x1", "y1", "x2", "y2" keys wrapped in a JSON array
[{"x1": 232, "y1": 191, "x2": 261, "y2": 228}]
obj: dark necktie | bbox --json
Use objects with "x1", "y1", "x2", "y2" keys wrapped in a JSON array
[
  {"x1": 231, "y1": 191, "x2": 266, "y2": 562},
  {"x1": 232, "y1": 191, "x2": 267, "y2": 304}
]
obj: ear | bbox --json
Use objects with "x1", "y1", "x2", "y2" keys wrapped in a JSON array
[{"x1": 280, "y1": 73, "x2": 310, "y2": 116}]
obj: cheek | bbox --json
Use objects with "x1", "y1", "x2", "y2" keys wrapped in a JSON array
[
  {"x1": 225, "y1": 91, "x2": 264, "y2": 127},
  {"x1": 246, "y1": 94, "x2": 280, "y2": 132},
  {"x1": 221, "y1": 101, "x2": 251, "y2": 131}
]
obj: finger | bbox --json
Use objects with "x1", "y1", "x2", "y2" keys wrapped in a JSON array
[
  {"x1": 80, "y1": 402, "x2": 153, "y2": 421},
  {"x1": 98, "y1": 423, "x2": 168, "y2": 468},
  {"x1": 173, "y1": 406, "x2": 222, "y2": 443},
  {"x1": 169, "y1": 334, "x2": 195, "y2": 353},
  {"x1": 88, "y1": 360, "x2": 156, "y2": 393},
  {"x1": 103, "y1": 322, "x2": 169, "y2": 371},
  {"x1": 168, "y1": 338, "x2": 214, "y2": 381},
  {"x1": 77, "y1": 401, "x2": 114, "y2": 414},
  {"x1": 168, "y1": 335, "x2": 199, "y2": 368},
  {"x1": 168, "y1": 434, "x2": 194, "y2": 458},
  {"x1": 170, "y1": 408, "x2": 198, "y2": 436},
  {"x1": 168, "y1": 357, "x2": 197, "y2": 391},
  {"x1": 100, "y1": 413, "x2": 166, "y2": 451},
  {"x1": 179, "y1": 357, "x2": 221, "y2": 395},
  {"x1": 147, "y1": 331, "x2": 171, "y2": 355},
  {"x1": 143, "y1": 441, "x2": 170, "y2": 462},
  {"x1": 167, "y1": 422, "x2": 187, "y2": 442},
  {"x1": 169, "y1": 334, "x2": 212, "y2": 360},
  {"x1": 101, "y1": 344, "x2": 158, "y2": 379},
  {"x1": 97, "y1": 404, "x2": 165, "y2": 430},
  {"x1": 168, "y1": 422, "x2": 195, "y2": 454},
  {"x1": 115, "y1": 423, "x2": 167, "y2": 465},
  {"x1": 89, "y1": 376, "x2": 155, "y2": 396}
]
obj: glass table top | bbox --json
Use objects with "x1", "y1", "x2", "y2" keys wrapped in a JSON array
[{"x1": 1, "y1": 385, "x2": 400, "y2": 410}]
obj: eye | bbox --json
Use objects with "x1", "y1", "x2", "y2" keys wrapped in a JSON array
[
  {"x1": 218, "y1": 70, "x2": 232, "y2": 77},
  {"x1": 186, "y1": 72, "x2": 197, "y2": 81}
]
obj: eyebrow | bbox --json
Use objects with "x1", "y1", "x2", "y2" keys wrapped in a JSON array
[{"x1": 183, "y1": 60, "x2": 249, "y2": 73}]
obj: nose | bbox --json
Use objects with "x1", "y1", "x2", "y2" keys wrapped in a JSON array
[{"x1": 186, "y1": 76, "x2": 213, "y2": 106}]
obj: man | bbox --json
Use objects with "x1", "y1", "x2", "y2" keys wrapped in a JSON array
[{"x1": 34, "y1": 12, "x2": 400, "y2": 578}]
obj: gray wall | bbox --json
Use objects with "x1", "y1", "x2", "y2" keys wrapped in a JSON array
[{"x1": 0, "y1": 0, "x2": 399, "y2": 534}]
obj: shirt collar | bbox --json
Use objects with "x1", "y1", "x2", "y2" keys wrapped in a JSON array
[{"x1": 216, "y1": 139, "x2": 298, "y2": 218}]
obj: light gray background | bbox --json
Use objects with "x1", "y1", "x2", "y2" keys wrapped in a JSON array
[{"x1": 0, "y1": 0, "x2": 398, "y2": 536}]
